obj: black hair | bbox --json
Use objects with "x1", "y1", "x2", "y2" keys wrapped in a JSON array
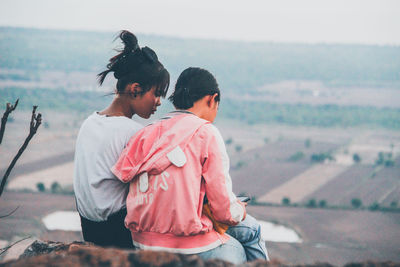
[
  {"x1": 98, "y1": 30, "x2": 170, "y2": 97},
  {"x1": 169, "y1": 67, "x2": 220, "y2": 109}
]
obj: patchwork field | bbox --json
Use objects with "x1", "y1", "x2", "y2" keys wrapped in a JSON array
[
  {"x1": 1, "y1": 111, "x2": 399, "y2": 265},
  {"x1": 308, "y1": 158, "x2": 400, "y2": 206},
  {"x1": 2, "y1": 111, "x2": 400, "y2": 208},
  {"x1": 223, "y1": 121, "x2": 400, "y2": 208},
  {"x1": 1, "y1": 191, "x2": 399, "y2": 265},
  {"x1": 247, "y1": 205, "x2": 400, "y2": 265},
  {"x1": 258, "y1": 163, "x2": 348, "y2": 203},
  {"x1": 250, "y1": 80, "x2": 400, "y2": 108}
]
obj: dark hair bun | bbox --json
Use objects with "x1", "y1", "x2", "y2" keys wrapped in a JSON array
[
  {"x1": 119, "y1": 30, "x2": 139, "y2": 53},
  {"x1": 97, "y1": 30, "x2": 170, "y2": 98},
  {"x1": 142, "y1": 47, "x2": 158, "y2": 63}
]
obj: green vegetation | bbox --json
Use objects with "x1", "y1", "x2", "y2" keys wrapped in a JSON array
[
  {"x1": 36, "y1": 182, "x2": 45, "y2": 192},
  {"x1": 0, "y1": 87, "x2": 109, "y2": 113},
  {"x1": 282, "y1": 197, "x2": 291, "y2": 206},
  {"x1": 220, "y1": 99, "x2": 400, "y2": 129},
  {"x1": 306, "y1": 199, "x2": 317, "y2": 208},
  {"x1": 254, "y1": 197, "x2": 400, "y2": 212},
  {"x1": 288, "y1": 151, "x2": 305, "y2": 162},
  {"x1": 51, "y1": 182, "x2": 62, "y2": 194},
  {"x1": 33, "y1": 181, "x2": 73, "y2": 195},
  {"x1": 235, "y1": 161, "x2": 246, "y2": 169},
  {"x1": 310, "y1": 152, "x2": 334, "y2": 163},
  {"x1": 368, "y1": 202, "x2": 380, "y2": 211},
  {"x1": 351, "y1": 198, "x2": 362, "y2": 208},
  {"x1": 375, "y1": 152, "x2": 395, "y2": 167},
  {"x1": 319, "y1": 200, "x2": 327, "y2": 208},
  {"x1": 3, "y1": 86, "x2": 399, "y2": 130},
  {"x1": 225, "y1": 138, "x2": 233, "y2": 145},
  {"x1": 353, "y1": 153, "x2": 361, "y2": 163},
  {"x1": 235, "y1": 144, "x2": 243, "y2": 153}
]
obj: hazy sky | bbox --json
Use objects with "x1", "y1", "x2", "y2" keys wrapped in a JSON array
[{"x1": 1, "y1": 0, "x2": 399, "y2": 45}]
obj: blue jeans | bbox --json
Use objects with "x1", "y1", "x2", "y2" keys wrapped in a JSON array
[
  {"x1": 197, "y1": 234, "x2": 247, "y2": 264},
  {"x1": 198, "y1": 214, "x2": 269, "y2": 263},
  {"x1": 227, "y1": 214, "x2": 269, "y2": 261}
]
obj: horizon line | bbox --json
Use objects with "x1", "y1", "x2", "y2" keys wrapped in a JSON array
[{"x1": 1, "y1": 25, "x2": 399, "y2": 48}]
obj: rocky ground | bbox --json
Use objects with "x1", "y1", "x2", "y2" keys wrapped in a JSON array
[{"x1": 1, "y1": 240, "x2": 399, "y2": 267}]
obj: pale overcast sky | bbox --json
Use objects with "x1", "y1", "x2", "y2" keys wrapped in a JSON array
[{"x1": 1, "y1": 0, "x2": 399, "y2": 45}]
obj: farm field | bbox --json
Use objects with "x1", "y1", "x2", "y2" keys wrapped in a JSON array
[
  {"x1": 247, "y1": 205, "x2": 400, "y2": 265},
  {"x1": 1, "y1": 111, "x2": 399, "y2": 264},
  {"x1": 258, "y1": 163, "x2": 348, "y2": 203},
  {"x1": 0, "y1": 192, "x2": 81, "y2": 261},
  {"x1": 0, "y1": 191, "x2": 399, "y2": 265},
  {"x1": 308, "y1": 157, "x2": 400, "y2": 206},
  {"x1": 0, "y1": 110, "x2": 78, "y2": 169},
  {"x1": 2, "y1": 111, "x2": 400, "y2": 208},
  {"x1": 244, "y1": 80, "x2": 400, "y2": 108},
  {"x1": 221, "y1": 119, "x2": 400, "y2": 207},
  {"x1": 0, "y1": 192, "x2": 80, "y2": 242}
]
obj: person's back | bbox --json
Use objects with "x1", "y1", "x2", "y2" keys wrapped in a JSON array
[
  {"x1": 73, "y1": 30, "x2": 169, "y2": 248},
  {"x1": 112, "y1": 112, "x2": 243, "y2": 252},
  {"x1": 113, "y1": 67, "x2": 268, "y2": 263},
  {"x1": 74, "y1": 112, "x2": 142, "y2": 221}
]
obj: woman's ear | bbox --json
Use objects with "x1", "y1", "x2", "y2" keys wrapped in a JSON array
[{"x1": 127, "y1": 83, "x2": 142, "y2": 97}]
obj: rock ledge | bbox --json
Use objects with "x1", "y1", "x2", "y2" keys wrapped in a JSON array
[{"x1": 1, "y1": 240, "x2": 399, "y2": 267}]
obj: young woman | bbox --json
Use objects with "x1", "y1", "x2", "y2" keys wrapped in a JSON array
[
  {"x1": 73, "y1": 30, "x2": 169, "y2": 248},
  {"x1": 111, "y1": 67, "x2": 268, "y2": 263}
]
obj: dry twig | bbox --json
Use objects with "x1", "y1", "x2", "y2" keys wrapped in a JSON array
[
  {"x1": 0, "y1": 99, "x2": 19, "y2": 145},
  {"x1": 0, "y1": 206, "x2": 20, "y2": 219},
  {"x1": 0, "y1": 236, "x2": 32, "y2": 256},
  {"x1": 0, "y1": 106, "x2": 42, "y2": 197}
]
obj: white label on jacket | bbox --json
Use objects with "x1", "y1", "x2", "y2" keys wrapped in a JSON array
[
  {"x1": 167, "y1": 146, "x2": 186, "y2": 167},
  {"x1": 139, "y1": 172, "x2": 149, "y2": 193}
]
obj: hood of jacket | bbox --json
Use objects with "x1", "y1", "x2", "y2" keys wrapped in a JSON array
[{"x1": 112, "y1": 113, "x2": 210, "y2": 183}]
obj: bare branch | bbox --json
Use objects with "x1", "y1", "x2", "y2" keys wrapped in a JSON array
[
  {"x1": 0, "y1": 206, "x2": 20, "y2": 219},
  {"x1": 29, "y1": 106, "x2": 42, "y2": 136},
  {"x1": 0, "y1": 106, "x2": 42, "y2": 197},
  {"x1": 0, "y1": 236, "x2": 31, "y2": 256},
  {"x1": 0, "y1": 99, "x2": 19, "y2": 145}
]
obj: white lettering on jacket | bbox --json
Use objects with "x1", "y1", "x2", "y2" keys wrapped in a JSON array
[{"x1": 136, "y1": 171, "x2": 170, "y2": 206}]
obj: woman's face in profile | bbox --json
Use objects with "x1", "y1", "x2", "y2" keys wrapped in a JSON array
[{"x1": 133, "y1": 86, "x2": 161, "y2": 119}]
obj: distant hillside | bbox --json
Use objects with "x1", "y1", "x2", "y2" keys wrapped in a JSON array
[
  {"x1": 2, "y1": 86, "x2": 400, "y2": 129},
  {"x1": 1, "y1": 27, "x2": 400, "y2": 129},
  {"x1": 1, "y1": 27, "x2": 400, "y2": 92}
]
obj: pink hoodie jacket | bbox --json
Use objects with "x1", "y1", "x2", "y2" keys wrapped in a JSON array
[{"x1": 111, "y1": 112, "x2": 245, "y2": 254}]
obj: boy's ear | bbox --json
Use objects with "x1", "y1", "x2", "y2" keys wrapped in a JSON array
[
  {"x1": 205, "y1": 95, "x2": 213, "y2": 107},
  {"x1": 207, "y1": 93, "x2": 219, "y2": 107}
]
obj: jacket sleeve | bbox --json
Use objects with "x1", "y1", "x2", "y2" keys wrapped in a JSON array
[
  {"x1": 111, "y1": 128, "x2": 147, "y2": 183},
  {"x1": 201, "y1": 124, "x2": 245, "y2": 225}
]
